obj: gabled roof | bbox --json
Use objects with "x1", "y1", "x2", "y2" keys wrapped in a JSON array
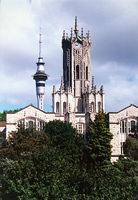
[
  {"x1": 108, "y1": 104, "x2": 138, "y2": 114},
  {"x1": 7, "y1": 104, "x2": 54, "y2": 115}
]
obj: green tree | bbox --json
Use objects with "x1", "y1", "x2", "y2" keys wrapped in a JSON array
[
  {"x1": 0, "y1": 119, "x2": 137, "y2": 199},
  {"x1": 0, "y1": 126, "x2": 51, "y2": 159},
  {"x1": 124, "y1": 134, "x2": 138, "y2": 161},
  {"x1": 44, "y1": 120, "x2": 84, "y2": 159},
  {"x1": 86, "y1": 111, "x2": 113, "y2": 165},
  {"x1": 0, "y1": 120, "x2": 85, "y2": 199}
]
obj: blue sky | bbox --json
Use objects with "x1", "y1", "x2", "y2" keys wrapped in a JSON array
[{"x1": 0, "y1": 0, "x2": 138, "y2": 113}]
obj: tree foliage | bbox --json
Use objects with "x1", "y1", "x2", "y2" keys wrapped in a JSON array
[
  {"x1": 124, "y1": 134, "x2": 138, "y2": 161},
  {"x1": 86, "y1": 111, "x2": 113, "y2": 164},
  {"x1": 0, "y1": 119, "x2": 137, "y2": 200}
]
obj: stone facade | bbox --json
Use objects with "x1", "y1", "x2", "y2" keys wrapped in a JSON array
[
  {"x1": 108, "y1": 104, "x2": 138, "y2": 162},
  {"x1": 6, "y1": 104, "x2": 90, "y2": 138}
]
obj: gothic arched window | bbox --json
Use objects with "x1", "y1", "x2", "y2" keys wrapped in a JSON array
[
  {"x1": 56, "y1": 102, "x2": 59, "y2": 113},
  {"x1": 98, "y1": 102, "x2": 101, "y2": 112},
  {"x1": 76, "y1": 65, "x2": 79, "y2": 79},
  {"x1": 91, "y1": 102, "x2": 94, "y2": 112},
  {"x1": 63, "y1": 102, "x2": 66, "y2": 113},
  {"x1": 86, "y1": 66, "x2": 88, "y2": 80}
]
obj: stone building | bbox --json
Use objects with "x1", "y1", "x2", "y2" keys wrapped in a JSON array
[
  {"x1": 6, "y1": 17, "x2": 137, "y2": 161},
  {"x1": 6, "y1": 17, "x2": 104, "y2": 138},
  {"x1": 108, "y1": 104, "x2": 138, "y2": 161}
]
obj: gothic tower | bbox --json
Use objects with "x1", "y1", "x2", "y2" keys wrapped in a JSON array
[
  {"x1": 52, "y1": 17, "x2": 104, "y2": 114},
  {"x1": 33, "y1": 29, "x2": 48, "y2": 110},
  {"x1": 62, "y1": 16, "x2": 91, "y2": 112}
]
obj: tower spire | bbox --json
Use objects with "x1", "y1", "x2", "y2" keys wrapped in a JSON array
[
  {"x1": 75, "y1": 16, "x2": 78, "y2": 30},
  {"x1": 39, "y1": 26, "x2": 42, "y2": 58},
  {"x1": 74, "y1": 16, "x2": 78, "y2": 37},
  {"x1": 92, "y1": 76, "x2": 95, "y2": 91}
]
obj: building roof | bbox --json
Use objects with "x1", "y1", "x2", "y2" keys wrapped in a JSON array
[
  {"x1": 0, "y1": 121, "x2": 6, "y2": 127},
  {"x1": 7, "y1": 104, "x2": 54, "y2": 115},
  {"x1": 108, "y1": 104, "x2": 138, "y2": 114}
]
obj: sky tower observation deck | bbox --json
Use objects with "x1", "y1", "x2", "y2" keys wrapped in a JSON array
[{"x1": 33, "y1": 29, "x2": 48, "y2": 110}]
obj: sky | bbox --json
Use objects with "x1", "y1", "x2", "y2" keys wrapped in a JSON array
[{"x1": 0, "y1": 0, "x2": 138, "y2": 113}]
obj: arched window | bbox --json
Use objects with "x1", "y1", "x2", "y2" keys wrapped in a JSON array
[
  {"x1": 91, "y1": 102, "x2": 94, "y2": 112},
  {"x1": 56, "y1": 102, "x2": 59, "y2": 113},
  {"x1": 86, "y1": 66, "x2": 88, "y2": 80},
  {"x1": 98, "y1": 102, "x2": 101, "y2": 112},
  {"x1": 63, "y1": 102, "x2": 66, "y2": 113},
  {"x1": 76, "y1": 65, "x2": 79, "y2": 79},
  {"x1": 131, "y1": 120, "x2": 136, "y2": 132},
  {"x1": 29, "y1": 121, "x2": 33, "y2": 129}
]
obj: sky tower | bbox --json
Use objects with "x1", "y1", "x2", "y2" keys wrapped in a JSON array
[{"x1": 33, "y1": 29, "x2": 48, "y2": 110}]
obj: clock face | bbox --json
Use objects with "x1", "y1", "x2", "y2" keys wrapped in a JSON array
[{"x1": 74, "y1": 42, "x2": 81, "y2": 49}]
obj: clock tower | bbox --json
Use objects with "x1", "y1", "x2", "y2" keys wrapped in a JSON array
[
  {"x1": 62, "y1": 16, "x2": 91, "y2": 111},
  {"x1": 52, "y1": 16, "x2": 104, "y2": 114}
]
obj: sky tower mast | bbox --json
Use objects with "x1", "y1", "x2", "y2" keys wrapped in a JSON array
[{"x1": 33, "y1": 28, "x2": 48, "y2": 110}]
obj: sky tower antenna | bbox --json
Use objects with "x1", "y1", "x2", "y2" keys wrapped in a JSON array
[{"x1": 39, "y1": 26, "x2": 42, "y2": 58}]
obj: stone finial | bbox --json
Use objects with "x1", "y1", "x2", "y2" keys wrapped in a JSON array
[
  {"x1": 66, "y1": 33, "x2": 68, "y2": 39},
  {"x1": 74, "y1": 16, "x2": 79, "y2": 37},
  {"x1": 81, "y1": 28, "x2": 83, "y2": 39},
  {"x1": 71, "y1": 28, "x2": 73, "y2": 40},
  {"x1": 60, "y1": 76, "x2": 64, "y2": 91},
  {"x1": 94, "y1": 85, "x2": 96, "y2": 93},
  {"x1": 100, "y1": 85, "x2": 104, "y2": 93},
  {"x1": 92, "y1": 76, "x2": 95, "y2": 90},
  {"x1": 53, "y1": 85, "x2": 56, "y2": 93},
  {"x1": 75, "y1": 16, "x2": 78, "y2": 31},
  {"x1": 88, "y1": 30, "x2": 90, "y2": 39},
  {"x1": 62, "y1": 30, "x2": 65, "y2": 39}
]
